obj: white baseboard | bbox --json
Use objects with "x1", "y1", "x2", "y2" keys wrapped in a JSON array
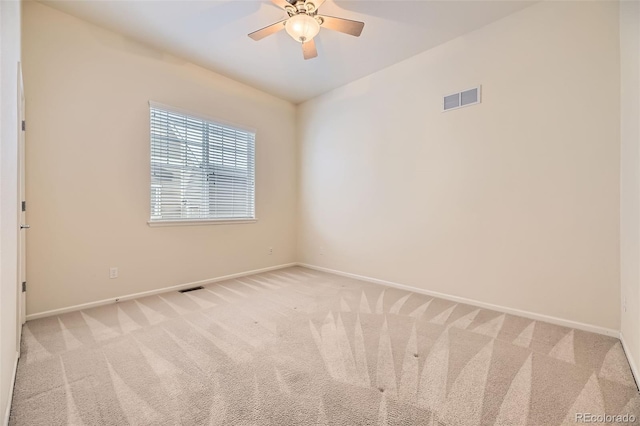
[
  {"x1": 3, "y1": 351, "x2": 19, "y2": 426},
  {"x1": 298, "y1": 263, "x2": 620, "y2": 338},
  {"x1": 25, "y1": 263, "x2": 297, "y2": 321},
  {"x1": 620, "y1": 332, "x2": 640, "y2": 391}
]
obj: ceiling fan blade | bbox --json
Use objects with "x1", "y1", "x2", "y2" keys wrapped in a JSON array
[
  {"x1": 248, "y1": 20, "x2": 287, "y2": 41},
  {"x1": 318, "y1": 15, "x2": 364, "y2": 37},
  {"x1": 302, "y1": 39, "x2": 318, "y2": 60},
  {"x1": 271, "y1": 0, "x2": 293, "y2": 10}
]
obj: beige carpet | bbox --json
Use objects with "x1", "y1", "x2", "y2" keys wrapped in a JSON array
[{"x1": 9, "y1": 267, "x2": 640, "y2": 425}]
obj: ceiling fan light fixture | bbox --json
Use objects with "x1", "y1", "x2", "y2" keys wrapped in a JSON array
[{"x1": 285, "y1": 14, "x2": 320, "y2": 43}]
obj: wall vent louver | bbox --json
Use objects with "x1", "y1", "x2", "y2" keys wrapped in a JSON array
[{"x1": 443, "y1": 86, "x2": 481, "y2": 112}]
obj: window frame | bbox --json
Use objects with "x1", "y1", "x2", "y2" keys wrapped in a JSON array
[{"x1": 147, "y1": 101, "x2": 257, "y2": 227}]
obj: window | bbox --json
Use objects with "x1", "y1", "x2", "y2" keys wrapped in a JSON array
[{"x1": 149, "y1": 102, "x2": 255, "y2": 224}]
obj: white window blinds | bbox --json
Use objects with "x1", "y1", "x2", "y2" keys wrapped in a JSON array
[{"x1": 149, "y1": 103, "x2": 255, "y2": 222}]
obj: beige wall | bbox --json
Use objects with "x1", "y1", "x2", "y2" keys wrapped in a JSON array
[
  {"x1": 22, "y1": 2, "x2": 297, "y2": 315},
  {"x1": 620, "y1": 0, "x2": 640, "y2": 378},
  {"x1": 298, "y1": 1, "x2": 621, "y2": 331},
  {"x1": 1, "y1": 0, "x2": 21, "y2": 421}
]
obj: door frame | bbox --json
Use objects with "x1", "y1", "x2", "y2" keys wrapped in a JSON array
[{"x1": 17, "y1": 61, "x2": 26, "y2": 354}]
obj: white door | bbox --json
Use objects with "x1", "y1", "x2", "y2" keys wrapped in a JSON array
[{"x1": 17, "y1": 62, "x2": 27, "y2": 353}]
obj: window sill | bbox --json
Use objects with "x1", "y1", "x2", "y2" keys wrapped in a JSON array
[{"x1": 148, "y1": 218, "x2": 257, "y2": 227}]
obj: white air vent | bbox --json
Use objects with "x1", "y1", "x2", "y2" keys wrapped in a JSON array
[{"x1": 443, "y1": 86, "x2": 481, "y2": 112}]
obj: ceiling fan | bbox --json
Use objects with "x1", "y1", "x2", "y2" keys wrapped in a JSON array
[{"x1": 248, "y1": 0, "x2": 365, "y2": 60}]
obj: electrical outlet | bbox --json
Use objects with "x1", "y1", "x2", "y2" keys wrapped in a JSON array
[
  {"x1": 109, "y1": 267, "x2": 118, "y2": 279},
  {"x1": 268, "y1": 247, "x2": 273, "y2": 255}
]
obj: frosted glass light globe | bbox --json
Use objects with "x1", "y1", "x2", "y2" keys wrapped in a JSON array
[{"x1": 285, "y1": 14, "x2": 320, "y2": 43}]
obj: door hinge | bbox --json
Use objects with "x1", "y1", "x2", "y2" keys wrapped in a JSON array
[
  {"x1": 22, "y1": 282, "x2": 26, "y2": 292},
  {"x1": 21, "y1": 201, "x2": 26, "y2": 212},
  {"x1": 21, "y1": 120, "x2": 25, "y2": 131}
]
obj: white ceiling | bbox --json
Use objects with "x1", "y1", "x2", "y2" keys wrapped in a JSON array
[{"x1": 42, "y1": 0, "x2": 535, "y2": 103}]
